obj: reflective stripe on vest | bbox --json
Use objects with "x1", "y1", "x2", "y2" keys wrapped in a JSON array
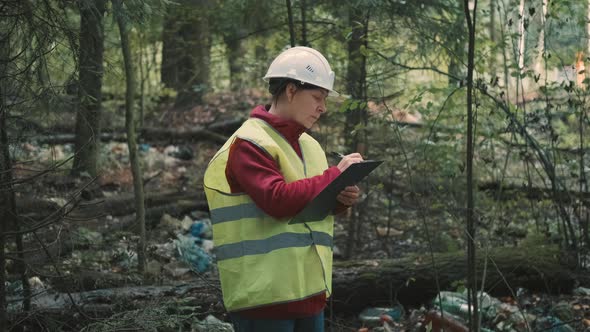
[
  {"x1": 203, "y1": 117, "x2": 334, "y2": 312},
  {"x1": 215, "y1": 231, "x2": 333, "y2": 261},
  {"x1": 210, "y1": 202, "x2": 265, "y2": 224}
]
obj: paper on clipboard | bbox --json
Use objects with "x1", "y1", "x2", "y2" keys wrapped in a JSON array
[{"x1": 288, "y1": 160, "x2": 383, "y2": 224}]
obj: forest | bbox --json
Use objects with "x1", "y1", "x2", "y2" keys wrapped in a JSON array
[{"x1": 1, "y1": 0, "x2": 590, "y2": 331}]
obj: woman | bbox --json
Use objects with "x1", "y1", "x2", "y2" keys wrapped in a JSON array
[{"x1": 203, "y1": 46, "x2": 363, "y2": 332}]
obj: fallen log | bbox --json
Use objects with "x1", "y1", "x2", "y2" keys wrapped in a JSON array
[
  {"x1": 114, "y1": 199, "x2": 209, "y2": 232},
  {"x1": 35, "y1": 128, "x2": 227, "y2": 145},
  {"x1": 16, "y1": 189, "x2": 207, "y2": 221},
  {"x1": 14, "y1": 245, "x2": 587, "y2": 318},
  {"x1": 19, "y1": 191, "x2": 208, "y2": 267},
  {"x1": 479, "y1": 181, "x2": 590, "y2": 205},
  {"x1": 71, "y1": 189, "x2": 207, "y2": 219},
  {"x1": 20, "y1": 200, "x2": 208, "y2": 266},
  {"x1": 35, "y1": 118, "x2": 245, "y2": 145},
  {"x1": 330, "y1": 245, "x2": 584, "y2": 313}
]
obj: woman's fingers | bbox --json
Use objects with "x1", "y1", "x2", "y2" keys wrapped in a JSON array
[
  {"x1": 344, "y1": 185, "x2": 360, "y2": 192},
  {"x1": 338, "y1": 190, "x2": 359, "y2": 199},
  {"x1": 337, "y1": 186, "x2": 361, "y2": 206},
  {"x1": 337, "y1": 154, "x2": 365, "y2": 173},
  {"x1": 345, "y1": 153, "x2": 362, "y2": 159},
  {"x1": 336, "y1": 193, "x2": 355, "y2": 206}
]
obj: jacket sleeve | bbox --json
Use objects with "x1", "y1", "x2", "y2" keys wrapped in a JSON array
[{"x1": 225, "y1": 138, "x2": 341, "y2": 219}]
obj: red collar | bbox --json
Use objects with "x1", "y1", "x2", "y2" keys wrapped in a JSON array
[{"x1": 249, "y1": 105, "x2": 307, "y2": 144}]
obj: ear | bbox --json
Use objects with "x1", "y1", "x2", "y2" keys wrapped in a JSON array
[{"x1": 286, "y1": 83, "x2": 297, "y2": 103}]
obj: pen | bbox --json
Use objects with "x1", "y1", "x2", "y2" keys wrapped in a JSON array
[{"x1": 329, "y1": 151, "x2": 346, "y2": 159}]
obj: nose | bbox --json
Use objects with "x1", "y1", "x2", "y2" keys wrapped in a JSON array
[{"x1": 318, "y1": 101, "x2": 326, "y2": 114}]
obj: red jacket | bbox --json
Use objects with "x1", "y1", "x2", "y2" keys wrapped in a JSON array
[{"x1": 225, "y1": 104, "x2": 346, "y2": 319}]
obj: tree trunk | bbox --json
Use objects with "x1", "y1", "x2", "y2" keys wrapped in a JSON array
[
  {"x1": 344, "y1": 6, "x2": 369, "y2": 260},
  {"x1": 71, "y1": 0, "x2": 106, "y2": 177},
  {"x1": 300, "y1": 0, "x2": 308, "y2": 46},
  {"x1": 534, "y1": 0, "x2": 548, "y2": 82},
  {"x1": 224, "y1": 31, "x2": 248, "y2": 90},
  {"x1": 114, "y1": 0, "x2": 147, "y2": 274},
  {"x1": 489, "y1": 0, "x2": 496, "y2": 70},
  {"x1": 0, "y1": 8, "x2": 30, "y2": 329},
  {"x1": 463, "y1": 0, "x2": 478, "y2": 329},
  {"x1": 582, "y1": 0, "x2": 590, "y2": 253},
  {"x1": 161, "y1": 2, "x2": 211, "y2": 109},
  {"x1": 286, "y1": 0, "x2": 296, "y2": 47},
  {"x1": 517, "y1": 0, "x2": 526, "y2": 71},
  {"x1": 0, "y1": 39, "x2": 10, "y2": 332}
]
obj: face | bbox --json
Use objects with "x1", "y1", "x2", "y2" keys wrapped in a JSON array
[{"x1": 285, "y1": 84, "x2": 329, "y2": 129}]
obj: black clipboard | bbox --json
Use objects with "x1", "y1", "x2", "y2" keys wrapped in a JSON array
[{"x1": 288, "y1": 160, "x2": 383, "y2": 224}]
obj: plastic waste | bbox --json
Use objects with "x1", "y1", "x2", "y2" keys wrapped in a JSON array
[
  {"x1": 431, "y1": 290, "x2": 503, "y2": 331},
  {"x1": 174, "y1": 233, "x2": 211, "y2": 273},
  {"x1": 358, "y1": 305, "x2": 404, "y2": 327},
  {"x1": 194, "y1": 314, "x2": 234, "y2": 332},
  {"x1": 139, "y1": 143, "x2": 150, "y2": 152},
  {"x1": 432, "y1": 291, "x2": 469, "y2": 318},
  {"x1": 171, "y1": 145, "x2": 194, "y2": 160},
  {"x1": 550, "y1": 301, "x2": 574, "y2": 322},
  {"x1": 190, "y1": 219, "x2": 213, "y2": 239},
  {"x1": 462, "y1": 289, "x2": 500, "y2": 320},
  {"x1": 163, "y1": 261, "x2": 191, "y2": 277},
  {"x1": 535, "y1": 316, "x2": 575, "y2": 332},
  {"x1": 573, "y1": 286, "x2": 590, "y2": 296}
]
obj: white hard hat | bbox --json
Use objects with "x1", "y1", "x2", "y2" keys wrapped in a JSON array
[{"x1": 263, "y1": 46, "x2": 339, "y2": 96}]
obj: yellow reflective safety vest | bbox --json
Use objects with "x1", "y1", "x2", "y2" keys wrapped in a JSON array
[{"x1": 203, "y1": 117, "x2": 334, "y2": 312}]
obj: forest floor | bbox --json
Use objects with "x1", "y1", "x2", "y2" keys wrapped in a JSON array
[{"x1": 6, "y1": 92, "x2": 590, "y2": 331}]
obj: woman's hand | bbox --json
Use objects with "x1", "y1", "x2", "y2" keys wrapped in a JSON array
[
  {"x1": 336, "y1": 153, "x2": 363, "y2": 173},
  {"x1": 337, "y1": 185, "x2": 360, "y2": 206}
]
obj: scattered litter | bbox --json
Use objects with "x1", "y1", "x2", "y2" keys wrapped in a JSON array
[
  {"x1": 573, "y1": 287, "x2": 590, "y2": 296},
  {"x1": 170, "y1": 145, "x2": 194, "y2": 160},
  {"x1": 201, "y1": 239, "x2": 214, "y2": 253},
  {"x1": 190, "y1": 218, "x2": 212, "y2": 239},
  {"x1": 359, "y1": 305, "x2": 404, "y2": 327},
  {"x1": 376, "y1": 226, "x2": 404, "y2": 237},
  {"x1": 428, "y1": 289, "x2": 579, "y2": 332},
  {"x1": 194, "y1": 314, "x2": 234, "y2": 332},
  {"x1": 110, "y1": 244, "x2": 137, "y2": 271},
  {"x1": 163, "y1": 261, "x2": 191, "y2": 277},
  {"x1": 174, "y1": 233, "x2": 211, "y2": 273},
  {"x1": 534, "y1": 316, "x2": 575, "y2": 332},
  {"x1": 159, "y1": 214, "x2": 184, "y2": 234},
  {"x1": 151, "y1": 241, "x2": 176, "y2": 261},
  {"x1": 5, "y1": 276, "x2": 48, "y2": 297},
  {"x1": 139, "y1": 143, "x2": 150, "y2": 152},
  {"x1": 180, "y1": 215, "x2": 193, "y2": 232}
]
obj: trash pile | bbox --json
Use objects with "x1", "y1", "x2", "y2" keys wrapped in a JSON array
[
  {"x1": 422, "y1": 288, "x2": 588, "y2": 332},
  {"x1": 194, "y1": 314, "x2": 234, "y2": 332},
  {"x1": 153, "y1": 213, "x2": 214, "y2": 275},
  {"x1": 358, "y1": 305, "x2": 405, "y2": 331},
  {"x1": 356, "y1": 287, "x2": 590, "y2": 332},
  {"x1": 173, "y1": 218, "x2": 213, "y2": 273}
]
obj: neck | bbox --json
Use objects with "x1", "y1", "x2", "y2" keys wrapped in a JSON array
[{"x1": 269, "y1": 102, "x2": 289, "y2": 119}]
